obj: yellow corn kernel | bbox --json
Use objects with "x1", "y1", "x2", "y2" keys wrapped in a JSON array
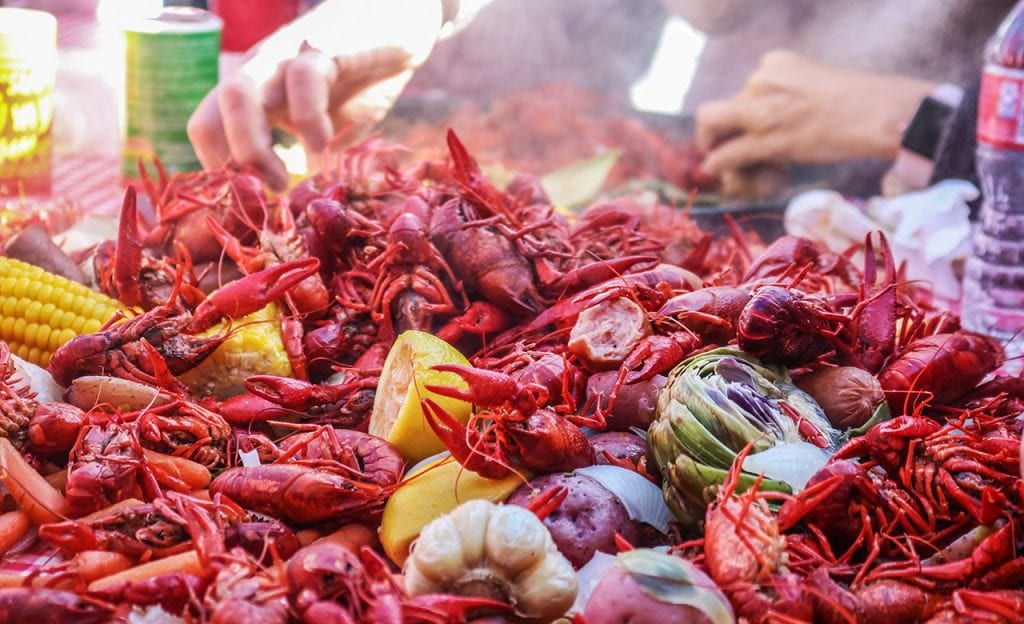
[
  {"x1": 179, "y1": 302, "x2": 293, "y2": 400},
  {"x1": 0, "y1": 257, "x2": 125, "y2": 366}
]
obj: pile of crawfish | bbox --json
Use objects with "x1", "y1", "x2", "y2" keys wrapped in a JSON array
[
  {"x1": 0, "y1": 127, "x2": 1018, "y2": 624},
  {"x1": 391, "y1": 84, "x2": 719, "y2": 193}
]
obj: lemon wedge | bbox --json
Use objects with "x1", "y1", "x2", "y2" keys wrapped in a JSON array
[
  {"x1": 379, "y1": 454, "x2": 526, "y2": 565},
  {"x1": 370, "y1": 330, "x2": 473, "y2": 463}
]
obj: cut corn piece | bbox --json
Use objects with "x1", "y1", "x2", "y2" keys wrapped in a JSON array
[
  {"x1": 0, "y1": 257, "x2": 124, "y2": 367},
  {"x1": 178, "y1": 302, "x2": 292, "y2": 400}
]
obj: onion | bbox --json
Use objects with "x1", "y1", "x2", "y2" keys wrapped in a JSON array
[
  {"x1": 10, "y1": 355, "x2": 63, "y2": 403},
  {"x1": 741, "y1": 441, "x2": 831, "y2": 492},
  {"x1": 238, "y1": 448, "x2": 262, "y2": 468},
  {"x1": 129, "y1": 605, "x2": 187, "y2": 624},
  {"x1": 575, "y1": 465, "x2": 674, "y2": 533},
  {"x1": 569, "y1": 550, "x2": 617, "y2": 615},
  {"x1": 406, "y1": 450, "x2": 451, "y2": 476}
]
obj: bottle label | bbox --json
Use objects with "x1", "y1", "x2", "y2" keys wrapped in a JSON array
[{"x1": 978, "y1": 64, "x2": 1024, "y2": 149}]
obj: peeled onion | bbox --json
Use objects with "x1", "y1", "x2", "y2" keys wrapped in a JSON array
[
  {"x1": 570, "y1": 550, "x2": 618, "y2": 615},
  {"x1": 406, "y1": 450, "x2": 452, "y2": 476},
  {"x1": 575, "y1": 465, "x2": 674, "y2": 533},
  {"x1": 741, "y1": 441, "x2": 831, "y2": 492},
  {"x1": 9, "y1": 355, "x2": 63, "y2": 403}
]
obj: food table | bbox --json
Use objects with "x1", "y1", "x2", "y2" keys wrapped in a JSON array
[{"x1": 0, "y1": 6, "x2": 1019, "y2": 624}]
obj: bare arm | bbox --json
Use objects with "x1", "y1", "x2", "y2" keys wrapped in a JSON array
[{"x1": 659, "y1": 0, "x2": 754, "y2": 33}]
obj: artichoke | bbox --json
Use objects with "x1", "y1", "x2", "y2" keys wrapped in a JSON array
[{"x1": 649, "y1": 348, "x2": 838, "y2": 529}]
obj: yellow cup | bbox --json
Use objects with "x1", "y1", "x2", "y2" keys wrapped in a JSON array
[{"x1": 0, "y1": 8, "x2": 57, "y2": 197}]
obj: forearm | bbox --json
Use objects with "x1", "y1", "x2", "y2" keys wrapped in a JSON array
[
  {"x1": 843, "y1": 73, "x2": 937, "y2": 160},
  {"x1": 659, "y1": 0, "x2": 753, "y2": 33}
]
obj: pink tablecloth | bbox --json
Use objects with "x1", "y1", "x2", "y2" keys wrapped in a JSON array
[{"x1": 0, "y1": 13, "x2": 141, "y2": 577}]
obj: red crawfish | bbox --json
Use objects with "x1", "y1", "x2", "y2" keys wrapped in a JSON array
[
  {"x1": 288, "y1": 542, "x2": 511, "y2": 624},
  {"x1": 743, "y1": 234, "x2": 860, "y2": 293},
  {"x1": 134, "y1": 162, "x2": 266, "y2": 265},
  {"x1": 702, "y1": 444, "x2": 813, "y2": 623},
  {"x1": 429, "y1": 130, "x2": 546, "y2": 315},
  {"x1": 94, "y1": 186, "x2": 204, "y2": 311},
  {"x1": 135, "y1": 398, "x2": 233, "y2": 469},
  {"x1": 64, "y1": 415, "x2": 161, "y2": 517},
  {"x1": 367, "y1": 210, "x2": 465, "y2": 339},
  {"x1": 878, "y1": 331, "x2": 1003, "y2": 415},
  {"x1": 207, "y1": 180, "x2": 330, "y2": 317},
  {"x1": 218, "y1": 343, "x2": 387, "y2": 428},
  {"x1": 805, "y1": 568, "x2": 943, "y2": 624},
  {"x1": 0, "y1": 588, "x2": 114, "y2": 624},
  {"x1": 737, "y1": 285, "x2": 846, "y2": 368},
  {"x1": 0, "y1": 341, "x2": 84, "y2": 450},
  {"x1": 421, "y1": 364, "x2": 597, "y2": 480},
  {"x1": 48, "y1": 258, "x2": 320, "y2": 387},
  {"x1": 39, "y1": 494, "x2": 241, "y2": 559},
  {"x1": 210, "y1": 426, "x2": 403, "y2": 525},
  {"x1": 832, "y1": 415, "x2": 1019, "y2": 531},
  {"x1": 606, "y1": 283, "x2": 753, "y2": 396}
]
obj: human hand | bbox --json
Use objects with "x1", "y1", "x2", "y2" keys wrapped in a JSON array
[
  {"x1": 696, "y1": 50, "x2": 935, "y2": 186},
  {"x1": 188, "y1": 45, "x2": 411, "y2": 190},
  {"x1": 187, "y1": 0, "x2": 445, "y2": 190}
]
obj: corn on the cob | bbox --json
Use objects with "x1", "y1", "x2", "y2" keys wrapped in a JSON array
[
  {"x1": 179, "y1": 302, "x2": 293, "y2": 400},
  {"x1": 0, "y1": 258, "x2": 292, "y2": 395},
  {"x1": 0, "y1": 257, "x2": 123, "y2": 367}
]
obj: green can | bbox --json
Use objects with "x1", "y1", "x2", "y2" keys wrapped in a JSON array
[{"x1": 122, "y1": 7, "x2": 221, "y2": 178}]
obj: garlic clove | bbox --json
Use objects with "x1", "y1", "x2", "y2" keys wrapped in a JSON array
[
  {"x1": 408, "y1": 514, "x2": 466, "y2": 583},
  {"x1": 513, "y1": 549, "x2": 579, "y2": 621},
  {"x1": 485, "y1": 505, "x2": 549, "y2": 575},
  {"x1": 402, "y1": 557, "x2": 433, "y2": 596},
  {"x1": 456, "y1": 498, "x2": 492, "y2": 567}
]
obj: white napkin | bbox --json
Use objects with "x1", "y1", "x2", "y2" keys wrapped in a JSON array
[{"x1": 785, "y1": 180, "x2": 977, "y2": 302}]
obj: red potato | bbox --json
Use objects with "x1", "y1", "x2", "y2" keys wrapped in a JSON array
[
  {"x1": 569, "y1": 297, "x2": 651, "y2": 368},
  {"x1": 585, "y1": 370, "x2": 666, "y2": 431},
  {"x1": 583, "y1": 550, "x2": 734, "y2": 624},
  {"x1": 507, "y1": 472, "x2": 638, "y2": 567},
  {"x1": 591, "y1": 431, "x2": 649, "y2": 469}
]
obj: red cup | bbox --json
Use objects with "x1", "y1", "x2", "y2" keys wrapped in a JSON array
[{"x1": 209, "y1": 0, "x2": 302, "y2": 52}]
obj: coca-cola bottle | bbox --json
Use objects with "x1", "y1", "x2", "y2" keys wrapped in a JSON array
[{"x1": 963, "y1": 0, "x2": 1024, "y2": 357}]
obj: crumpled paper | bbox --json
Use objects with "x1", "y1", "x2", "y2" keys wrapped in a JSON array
[{"x1": 785, "y1": 180, "x2": 977, "y2": 302}]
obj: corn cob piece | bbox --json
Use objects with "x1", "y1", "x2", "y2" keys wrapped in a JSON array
[
  {"x1": 178, "y1": 302, "x2": 293, "y2": 400},
  {"x1": 0, "y1": 257, "x2": 124, "y2": 367}
]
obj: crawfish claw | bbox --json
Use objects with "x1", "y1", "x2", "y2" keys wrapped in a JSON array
[{"x1": 189, "y1": 258, "x2": 321, "y2": 331}]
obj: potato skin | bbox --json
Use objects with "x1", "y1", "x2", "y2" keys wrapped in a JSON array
[
  {"x1": 585, "y1": 371, "x2": 666, "y2": 431},
  {"x1": 591, "y1": 431, "x2": 648, "y2": 467},
  {"x1": 507, "y1": 472, "x2": 638, "y2": 567},
  {"x1": 583, "y1": 561, "x2": 724, "y2": 624}
]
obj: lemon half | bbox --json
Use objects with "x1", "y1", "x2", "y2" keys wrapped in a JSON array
[
  {"x1": 379, "y1": 455, "x2": 526, "y2": 565},
  {"x1": 370, "y1": 331, "x2": 473, "y2": 462}
]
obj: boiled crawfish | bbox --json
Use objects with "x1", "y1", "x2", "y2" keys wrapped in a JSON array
[
  {"x1": 422, "y1": 364, "x2": 597, "y2": 479},
  {"x1": 210, "y1": 426, "x2": 403, "y2": 524},
  {"x1": 48, "y1": 258, "x2": 320, "y2": 387}
]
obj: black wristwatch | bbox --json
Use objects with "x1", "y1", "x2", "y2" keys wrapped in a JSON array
[{"x1": 882, "y1": 85, "x2": 964, "y2": 196}]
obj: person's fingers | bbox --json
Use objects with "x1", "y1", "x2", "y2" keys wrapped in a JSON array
[
  {"x1": 217, "y1": 74, "x2": 290, "y2": 190},
  {"x1": 187, "y1": 91, "x2": 232, "y2": 171},
  {"x1": 285, "y1": 45, "x2": 338, "y2": 155},
  {"x1": 261, "y1": 60, "x2": 288, "y2": 114},
  {"x1": 695, "y1": 98, "x2": 750, "y2": 153},
  {"x1": 702, "y1": 134, "x2": 781, "y2": 175},
  {"x1": 331, "y1": 47, "x2": 412, "y2": 104}
]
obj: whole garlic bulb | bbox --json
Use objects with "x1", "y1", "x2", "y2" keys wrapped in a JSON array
[{"x1": 404, "y1": 499, "x2": 578, "y2": 622}]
